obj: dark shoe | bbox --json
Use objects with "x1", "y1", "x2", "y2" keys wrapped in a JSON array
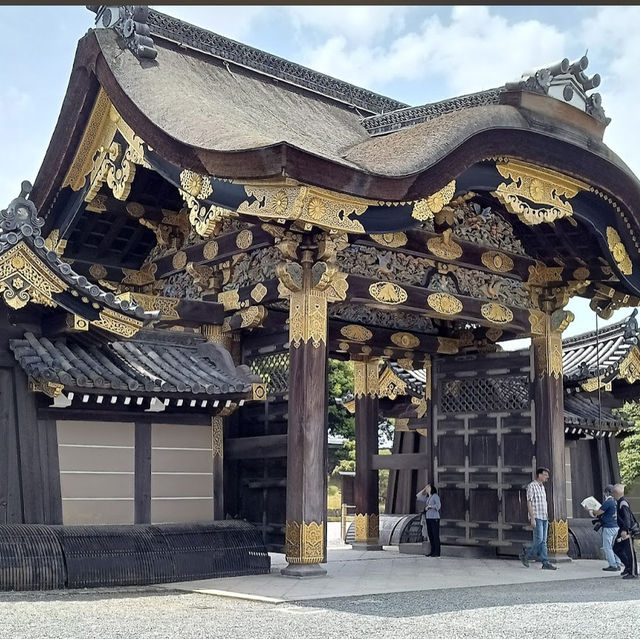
[
  {"x1": 519, "y1": 552, "x2": 529, "y2": 568},
  {"x1": 622, "y1": 574, "x2": 638, "y2": 580},
  {"x1": 541, "y1": 563, "x2": 557, "y2": 570},
  {"x1": 621, "y1": 572, "x2": 630, "y2": 577},
  {"x1": 603, "y1": 566, "x2": 620, "y2": 572}
]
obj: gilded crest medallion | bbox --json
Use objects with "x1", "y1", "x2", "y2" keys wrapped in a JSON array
[
  {"x1": 369, "y1": 282, "x2": 408, "y2": 305},
  {"x1": 427, "y1": 292, "x2": 462, "y2": 315},
  {"x1": 481, "y1": 303, "x2": 514, "y2": 324}
]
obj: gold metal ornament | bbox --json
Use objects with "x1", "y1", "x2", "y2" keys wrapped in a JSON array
[
  {"x1": 427, "y1": 228, "x2": 463, "y2": 260},
  {"x1": 370, "y1": 233, "x2": 408, "y2": 248},
  {"x1": 172, "y1": 251, "x2": 188, "y2": 271},
  {"x1": 427, "y1": 292, "x2": 462, "y2": 315},
  {"x1": 437, "y1": 337, "x2": 459, "y2": 354},
  {"x1": 481, "y1": 303, "x2": 514, "y2": 324},
  {"x1": 0, "y1": 242, "x2": 67, "y2": 309},
  {"x1": 91, "y1": 308, "x2": 144, "y2": 338},
  {"x1": 116, "y1": 291, "x2": 180, "y2": 320},
  {"x1": 288, "y1": 289, "x2": 328, "y2": 348},
  {"x1": 236, "y1": 229, "x2": 253, "y2": 250},
  {"x1": 376, "y1": 366, "x2": 406, "y2": 400},
  {"x1": 218, "y1": 289, "x2": 241, "y2": 311},
  {"x1": 606, "y1": 227, "x2": 632, "y2": 275},
  {"x1": 285, "y1": 520, "x2": 324, "y2": 564},
  {"x1": 619, "y1": 348, "x2": 640, "y2": 384},
  {"x1": 390, "y1": 332, "x2": 420, "y2": 349},
  {"x1": 412, "y1": 181, "x2": 456, "y2": 221},
  {"x1": 493, "y1": 159, "x2": 586, "y2": 225},
  {"x1": 250, "y1": 283, "x2": 268, "y2": 303},
  {"x1": 546, "y1": 519, "x2": 569, "y2": 554},
  {"x1": 203, "y1": 240, "x2": 219, "y2": 260},
  {"x1": 354, "y1": 359, "x2": 380, "y2": 398},
  {"x1": 481, "y1": 251, "x2": 514, "y2": 273},
  {"x1": 89, "y1": 264, "x2": 108, "y2": 280},
  {"x1": 43, "y1": 229, "x2": 67, "y2": 257},
  {"x1": 354, "y1": 514, "x2": 379, "y2": 543},
  {"x1": 340, "y1": 325, "x2": 373, "y2": 342},
  {"x1": 369, "y1": 281, "x2": 408, "y2": 305},
  {"x1": 211, "y1": 416, "x2": 224, "y2": 458}
]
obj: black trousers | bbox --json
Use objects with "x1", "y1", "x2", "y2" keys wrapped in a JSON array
[
  {"x1": 426, "y1": 518, "x2": 441, "y2": 556},
  {"x1": 613, "y1": 535, "x2": 638, "y2": 576}
]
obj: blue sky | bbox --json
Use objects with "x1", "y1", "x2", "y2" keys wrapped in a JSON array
[{"x1": 1, "y1": 5, "x2": 639, "y2": 340}]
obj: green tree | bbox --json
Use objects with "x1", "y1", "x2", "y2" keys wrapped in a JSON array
[
  {"x1": 327, "y1": 359, "x2": 355, "y2": 439},
  {"x1": 617, "y1": 401, "x2": 640, "y2": 484}
]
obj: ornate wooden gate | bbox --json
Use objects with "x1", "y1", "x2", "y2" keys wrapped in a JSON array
[{"x1": 433, "y1": 351, "x2": 533, "y2": 553}]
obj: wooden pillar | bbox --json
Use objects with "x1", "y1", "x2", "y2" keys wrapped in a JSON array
[
  {"x1": 530, "y1": 309, "x2": 573, "y2": 559},
  {"x1": 134, "y1": 421, "x2": 151, "y2": 524},
  {"x1": 352, "y1": 358, "x2": 381, "y2": 549},
  {"x1": 212, "y1": 416, "x2": 224, "y2": 520}
]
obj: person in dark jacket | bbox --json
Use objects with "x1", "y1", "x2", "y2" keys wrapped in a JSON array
[
  {"x1": 612, "y1": 484, "x2": 638, "y2": 579},
  {"x1": 591, "y1": 484, "x2": 623, "y2": 571}
]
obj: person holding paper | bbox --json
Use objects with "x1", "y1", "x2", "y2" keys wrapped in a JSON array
[{"x1": 591, "y1": 485, "x2": 622, "y2": 572}]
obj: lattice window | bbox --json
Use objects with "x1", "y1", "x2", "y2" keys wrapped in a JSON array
[
  {"x1": 249, "y1": 352, "x2": 289, "y2": 396},
  {"x1": 439, "y1": 375, "x2": 529, "y2": 414}
]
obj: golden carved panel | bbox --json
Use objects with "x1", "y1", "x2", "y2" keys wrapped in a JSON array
[
  {"x1": 203, "y1": 240, "x2": 219, "y2": 260},
  {"x1": 427, "y1": 229, "x2": 463, "y2": 260},
  {"x1": 481, "y1": 303, "x2": 514, "y2": 324},
  {"x1": 0, "y1": 242, "x2": 68, "y2": 310},
  {"x1": 369, "y1": 281, "x2": 408, "y2": 305},
  {"x1": 376, "y1": 366, "x2": 406, "y2": 400},
  {"x1": 390, "y1": 332, "x2": 420, "y2": 349},
  {"x1": 547, "y1": 519, "x2": 569, "y2": 554},
  {"x1": 340, "y1": 324, "x2": 373, "y2": 342},
  {"x1": 606, "y1": 227, "x2": 632, "y2": 275},
  {"x1": 289, "y1": 289, "x2": 328, "y2": 348},
  {"x1": 619, "y1": 348, "x2": 640, "y2": 384},
  {"x1": 370, "y1": 233, "x2": 407, "y2": 248},
  {"x1": 218, "y1": 289, "x2": 241, "y2": 311},
  {"x1": 354, "y1": 359, "x2": 380, "y2": 398},
  {"x1": 493, "y1": 159, "x2": 586, "y2": 225},
  {"x1": 285, "y1": 520, "x2": 324, "y2": 564},
  {"x1": 481, "y1": 251, "x2": 514, "y2": 273},
  {"x1": 91, "y1": 308, "x2": 143, "y2": 338},
  {"x1": 427, "y1": 292, "x2": 462, "y2": 315},
  {"x1": 250, "y1": 283, "x2": 268, "y2": 303},
  {"x1": 236, "y1": 229, "x2": 253, "y2": 250}
]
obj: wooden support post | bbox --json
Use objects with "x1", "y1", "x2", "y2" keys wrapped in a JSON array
[
  {"x1": 530, "y1": 309, "x2": 573, "y2": 560},
  {"x1": 134, "y1": 422, "x2": 151, "y2": 524},
  {"x1": 352, "y1": 358, "x2": 382, "y2": 549}
]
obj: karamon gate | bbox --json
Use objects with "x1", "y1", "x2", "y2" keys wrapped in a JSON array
[{"x1": 2, "y1": 6, "x2": 640, "y2": 578}]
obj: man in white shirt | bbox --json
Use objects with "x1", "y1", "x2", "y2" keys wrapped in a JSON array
[{"x1": 519, "y1": 467, "x2": 557, "y2": 570}]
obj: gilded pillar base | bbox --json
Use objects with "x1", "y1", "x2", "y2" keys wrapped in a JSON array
[
  {"x1": 546, "y1": 519, "x2": 571, "y2": 561},
  {"x1": 351, "y1": 513, "x2": 382, "y2": 550},
  {"x1": 284, "y1": 520, "x2": 324, "y2": 565}
]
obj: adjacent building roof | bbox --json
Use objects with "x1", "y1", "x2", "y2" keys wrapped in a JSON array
[{"x1": 9, "y1": 328, "x2": 262, "y2": 404}]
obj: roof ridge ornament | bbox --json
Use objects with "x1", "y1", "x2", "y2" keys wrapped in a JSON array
[
  {"x1": 88, "y1": 5, "x2": 157, "y2": 60},
  {"x1": 507, "y1": 55, "x2": 609, "y2": 125}
]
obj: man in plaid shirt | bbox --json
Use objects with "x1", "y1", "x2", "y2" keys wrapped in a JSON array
[{"x1": 519, "y1": 467, "x2": 557, "y2": 570}]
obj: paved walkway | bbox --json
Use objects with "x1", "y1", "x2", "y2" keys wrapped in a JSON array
[{"x1": 159, "y1": 541, "x2": 619, "y2": 603}]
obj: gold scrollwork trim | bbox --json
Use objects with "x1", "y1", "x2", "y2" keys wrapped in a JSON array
[
  {"x1": 493, "y1": 158, "x2": 586, "y2": 225},
  {"x1": 116, "y1": 291, "x2": 180, "y2": 320},
  {"x1": 354, "y1": 359, "x2": 380, "y2": 398},
  {"x1": 369, "y1": 281, "x2": 408, "y2": 305},
  {"x1": 238, "y1": 181, "x2": 368, "y2": 234},
  {"x1": 91, "y1": 308, "x2": 143, "y2": 338},
  {"x1": 481, "y1": 251, "x2": 514, "y2": 273},
  {"x1": 606, "y1": 227, "x2": 632, "y2": 275},
  {"x1": 0, "y1": 242, "x2": 68, "y2": 310},
  {"x1": 427, "y1": 292, "x2": 462, "y2": 316},
  {"x1": 480, "y1": 303, "x2": 514, "y2": 324},
  {"x1": 289, "y1": 289, "x2": 328, "y2": 348},
  {"x1": 619, "y1": 348, "x2": 640, "y2": 384},
  {"x1": 340, "y1": 324, "x2": 373, "y2": 342},
  {"x1": 376, "y1": 366, "x2": 406, "y2": 400},
  {"x1": 546, "y1": 519, "x2": 569, "y2": 554},
  {"x1": 28, "y1": 378, "x2": 65, "y2": 398},
  {"x1": 354, "y1": 514, "x2": 380, "y2": 543},
  {"x1": 285, "y1": 520, "x2": 324, "y2": 564}
]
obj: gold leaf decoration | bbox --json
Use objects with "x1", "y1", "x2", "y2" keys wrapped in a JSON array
[
  {"x1": 203, "y1": 240, "x2": 219, "y2": 260},
  {"x1": 340, "y1": 324, "x2": 373, "y2": 342},
  {"x1": 172, "y1": 251, "x2": 187, "y2": 271},
  {"x1": 89, "y1": 264, "x2": 108, "y2": 280},
  {"x1": 427, "y1": 292, "x2": 462, "y2": 315},
  {"x1": 412, "y1": 181, "x2": 456, "y2": 221},
  {"x1": 285, "y1": 520, "x2": 324, "y2": 564},
  {"x1": 354, "y1": 514, "x2": 379, "y2": 543},
  {"x1": 427, "y1": 228, "x2": 463, "y2": 260},
  {"x1": 218, "y1": 289, "x2": 241, "y2": 311},
  {"x1": 493, "y1": 159, "x2": 586, "y2": 225},
  {"x1": 481, "y1": 303, "x2": 514, "y2": 324},
  {"x1": 180, "y1": 170, "x2": 213, "y2": 200},
  {"x1": 481, "y1": 251, "x2": 514, "y2": 273},
  {"x1": 211, "y1": 416, "x2": 224, "y2": 458},
  {"x1": 390, "y1": 332, "x2": 420, "y2": 349},
  {"x1": 236, "y1": 229, "x2": 253, "y2": 250},
  {"x1": 606, "y1": 227, "x2": 632, "y2": 275},
  {"x1": 437, "y1": 337, "x2": 459, "y2": 354},
  {"x1": 370, "y1": 233, "x2": 408, "y2": 248},
  {"x1": 91, "y1": 308, "x2": 143, "y2": 338},
  {"x1": 369, "y1": 281, "x2": 408, "y2": 305},
  {"x1": 485, "y1": 327, "x2": 503, "y2": 342},
  {"x1": 250, "y1": 283, "x2": 268, "y2": 303}
]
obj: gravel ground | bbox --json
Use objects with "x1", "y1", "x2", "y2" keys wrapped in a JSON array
[{"x1": 0, "y1": 577, "x2": 638, "y2": 639}]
